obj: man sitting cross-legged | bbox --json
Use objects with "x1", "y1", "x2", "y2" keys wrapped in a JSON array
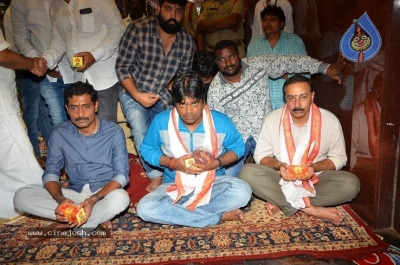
[
  {"x1": 137, "y1": 72, "x2": 252, "y2": 228},
  {"x1": 239, "y1": 74, "x2": 360, "y2": 225},
  {"x1": 14, "y1": 82, "x2": 130, "y2": 241}
]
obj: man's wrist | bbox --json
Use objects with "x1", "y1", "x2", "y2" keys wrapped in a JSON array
[
  {"x1": 90, "y1": 193, "x2": 101, "y2": 204},
  {"x1": 215, "y1": 157, "x2": 222, "y2": 170},
  {"x1": 168, "y1": 157, "x2": 175, "y2": 170},
  {"x1": 56, "y1": 195, "x2": 66, "y2": 204}
]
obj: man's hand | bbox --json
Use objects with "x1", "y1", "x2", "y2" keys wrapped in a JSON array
[
  {"x1": 196, "y1": 20, "x2": 209, "y2": 34},
  {"x1": 134, "y1": 91, "x2": 160, "y2": 108},
  {"x1": 75, "y1": 52, "x2": 96, "y2": 72},
  {"x1": 326, "y1": 54, "x2": 346, "y2": 84},
  {"x1": 54, "y1": 197, "x2": 76, "y2": 225},
  {"x1": 187, "y1": 152, "x2": 219, "y2": 173},
  {"x1": 47, "y1": 69, "x2": 63, "y2": 78},
  {"x1": 173, "y1": 154, "x2": 204, "y2": 175},
  {"x1": 31, "y1": 57, "x2": 48, "y2": 76},
  {"x1": 76, "y1": 197, "x2": 96, "y2": 227},
  {"x1": 279, "y1": 162, "x2": 290, "y2": 181},
  {"x1": 305, "y1": 163, "x2": 315, "y2": 181},
  {"x1": 280, "y1": 163, "x2": 315, "y2": 181}
]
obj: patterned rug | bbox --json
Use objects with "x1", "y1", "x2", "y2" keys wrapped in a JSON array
[{"x1": 0, "y1": 156, "x2": 389, "y2": 265}]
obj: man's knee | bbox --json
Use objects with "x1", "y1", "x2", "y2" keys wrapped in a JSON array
[
  {"x1": 239, "y1": 163, "x2": 269, "y2": 184},
  {"x1": 103, "y1": 189, "x2": 130, "y2": 213},
  {"x1": 234, "y1": 179, "x2": 252, "y2": 204},
  {"x1": 136, "y1": 194, "x2": 158, "y2": 221},
  {"x1": 341, "y1": 173, "x2": 361, "y2": 201},
  {"x1": 238, "y1": 164, "x2": 255, "y2": 182},
  {"x1": 13, "y1": 185, "x2": 37, "y2": 212}
]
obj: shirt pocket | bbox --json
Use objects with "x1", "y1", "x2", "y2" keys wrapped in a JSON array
[{"x1": 80, "y1": 7, "x2": 96, "y2": 33}]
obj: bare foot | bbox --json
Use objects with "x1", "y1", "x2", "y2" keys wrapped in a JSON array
[
  {"x1": 221, "y1": 209, "x2": 245, "y2": 223},
  {"x1": 301, "y1": 206, "x2": 344, "y2": 225},
  {"x1": 98, "y1": 220, "x2": 113, "y2": 237},
  {"x1": 146, "y1": 176, "x2": 163, "y2": 192},
  {"x1": 265, "y1": 202, "x2": 280, "y2": 216},
  {"x1": 25, "y1": 222, "x2": 70, "y2": 244}
]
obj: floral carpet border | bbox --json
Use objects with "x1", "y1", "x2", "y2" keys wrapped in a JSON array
[{"x1": 0, "y1": 198, "x2": 388, "y2": 265}]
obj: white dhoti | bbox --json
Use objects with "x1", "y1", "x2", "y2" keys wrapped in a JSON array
[{"x1": 0, "y1": 112, "x2": 43, "y2": 220}]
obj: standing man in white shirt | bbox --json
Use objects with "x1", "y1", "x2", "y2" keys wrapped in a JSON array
[
  {"x1": 251, "y1": 0, "x2": 294, "y2": 40},
  {"x1": 40, "y1": 0, "x2": 126, "y2": 123},
  {"x1": 11, "y1": 0, "x2": 73, "y2": 126}
]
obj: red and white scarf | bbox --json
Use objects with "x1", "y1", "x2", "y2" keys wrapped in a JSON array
[
  {"x1": 279, "y1": 103, "x2": 321, "y2": 209},
  {"x1": 166, "y1": 105, "x2": 218, "y2": 211}
]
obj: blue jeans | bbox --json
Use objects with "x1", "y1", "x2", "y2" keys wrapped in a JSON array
[
  {"x1": 39, "y1": 77, "x2": 68, "y2": 126},
  {"x1": 16, "y1": 72, "x2": 52, "y2": 157},
  {"x1": 137, "y1": 176, "x2": 252, "y2": 228},
  {"x1": 225, "y1": 135, "x2": 257, "y2": 177},
  {"x1": 119, "y1": 89, "x2": 166, "y2": 178},
  {"x1": 97, "y1": 82, "x2": 119, "y2": 123}
]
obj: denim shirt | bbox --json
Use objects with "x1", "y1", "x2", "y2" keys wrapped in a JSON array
[{"x1": 42, "y1": 118, "x2": 129, "y2": 192}]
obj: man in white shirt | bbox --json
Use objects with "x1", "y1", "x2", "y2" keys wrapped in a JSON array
[
  {"x1": 11, "y1": 0, "x2": 73, "y2": 126},
  {"x1": 41, "y1": 0, "x2": 126, "y2": 123},
  {"x1": 239, "y1": 74, "x2": 360, "y2": 225},
  {"x1": 251, "y1": 0, "x2": 294, "y2": 40}
]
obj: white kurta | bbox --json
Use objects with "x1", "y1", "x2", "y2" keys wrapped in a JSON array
[{"x1": 0, "y1": 30, "x2": 43, "y2": 220}]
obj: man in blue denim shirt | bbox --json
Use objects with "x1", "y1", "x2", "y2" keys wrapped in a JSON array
[{"x1": 15, "y1": 82, "x2": 130, "y2": 241}]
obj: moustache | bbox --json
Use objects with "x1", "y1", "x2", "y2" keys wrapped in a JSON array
[
  {"x1": 224, "y1": 65, "x2": 236, "y2": 71},
  {"x1": 293, "y1": 108, "x2": 304, "y2": 112},
  {"x1": 167, "y1": 18, "x2": 178, "y2": 24},
  {"x1": 75, "y1": 117, "x2": 89, "y2": 122}
]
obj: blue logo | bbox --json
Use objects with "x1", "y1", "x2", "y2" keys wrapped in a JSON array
[{"x1": 340, "y1": 12, "x2": 381, "y2": 62}]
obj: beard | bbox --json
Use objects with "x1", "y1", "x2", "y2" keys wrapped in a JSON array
[
  {"x1": 158, "y1": 14, "x2": 183, "y2": 34},
  {"x1": 220, "y1": 64, "x2": 242, "y2": 77}
]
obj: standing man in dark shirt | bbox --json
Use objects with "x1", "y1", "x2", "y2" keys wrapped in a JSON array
[{"x1": 115, "y1": 0, "x2": 195, "y2": 192}]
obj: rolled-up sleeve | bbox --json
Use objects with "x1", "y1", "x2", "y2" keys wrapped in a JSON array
[
  {"x1": 111, "y1": 128, "x2": 130, "y2": 188},
  {"x1": 42, "y1": 130, "x2": 65, "y2": 186}
]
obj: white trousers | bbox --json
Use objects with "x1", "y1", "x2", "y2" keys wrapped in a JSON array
[
  {"x1": 14, "y1": 184, "x2": 130, "y2": 229},
  {"x1": 0, "y1": 113, "x2": 43, "y2": 219}
]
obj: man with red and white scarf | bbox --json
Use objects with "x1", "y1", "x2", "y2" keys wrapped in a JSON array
[
  {"x1": 240, "y1": 74, "x2": 360, "y2": 225},
  {"x1": 137, "y1": 72, "x2": 251, "y2": 228}
]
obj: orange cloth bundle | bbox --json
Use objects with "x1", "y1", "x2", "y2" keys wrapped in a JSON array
[
  {"x1": 59, "y1": 203, "x2": 86, "y2": 224},
  {"x1": 287, "y1": 165, "x2": 308, "y2": 180}
]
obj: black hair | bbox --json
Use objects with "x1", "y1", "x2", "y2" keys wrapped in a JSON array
[
  {"x1": 214, "y1": 40, "x2": 239, "y2": 55},
  {"x1": 170, "y1": 72, "x2": 206, "y2": 104},
  {"x1": 283, "y1": 74, "x2": 313, "y2": 95},
  {"x1": 260, "y1": 5, "x2": 286, "y2": 23},
  {"x1": 64, "y1": 81, "x2": 98, "y2": 105},
  {"x1": 159, "y1": 0, "x2": 187, "y2": 8},
  {"x1": 192, "y1": 51, "x2": 218, "y2": 78}
]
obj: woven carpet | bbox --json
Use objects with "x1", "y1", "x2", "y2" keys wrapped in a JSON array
[{"x1": 0, "y1": 155, "x2": 389, "y2": 265}]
